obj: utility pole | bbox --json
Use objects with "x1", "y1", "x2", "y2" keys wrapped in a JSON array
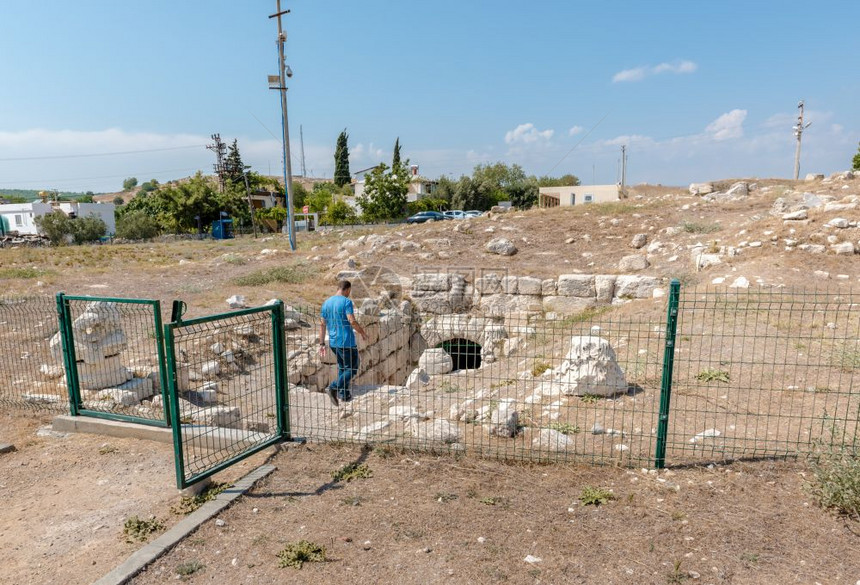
[
  {"x1": 300, "y1": 125, "x2": 307, "y2": 178},
  {"x1": 620, "y1": 144, "x2": 627, "y2": 193},
  {"x1": 206, "y1": 133, "x2": 227, "y2": 192},
  {"x1": 793, "y1": 100, "x2": 811, "y2": 180},
  {"x1": 269, "y1": 0, "x2": 296, "y2": 251}
]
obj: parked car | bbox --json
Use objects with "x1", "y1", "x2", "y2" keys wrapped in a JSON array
[
  {"x1": 406, "y1": 211, "x2": 451, "y2": 224},
  {"x1": 464, "y1": 210, "x2": 483, "y2": 217},
  {"x1": 443, "y1": 210, "x2": 468, "y2": 220}
]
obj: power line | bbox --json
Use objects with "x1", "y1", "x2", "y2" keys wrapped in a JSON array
[
  {"x1": 0, "y1": 144, "x2": 205, "y2": 162},
  {"x1": 545, "y1": 112, "x2": 609, "y2": 175}
]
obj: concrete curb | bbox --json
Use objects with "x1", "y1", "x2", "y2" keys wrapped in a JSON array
[{"x1": 93, "y1": 463, "x2": 276, "y2": 585}]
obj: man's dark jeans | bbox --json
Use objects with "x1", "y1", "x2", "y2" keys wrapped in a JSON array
[{"x1": 329, "y1": 346, "x2": 359, "y2": 400}]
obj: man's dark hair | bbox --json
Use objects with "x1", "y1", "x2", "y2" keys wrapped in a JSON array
[{"x1": 338, "y1": 280, "x2": 351, "y2": 291}]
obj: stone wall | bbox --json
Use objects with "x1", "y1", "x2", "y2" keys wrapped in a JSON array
[{"x1": 409, "y1": 272, "x2": 662, "y2": 316}]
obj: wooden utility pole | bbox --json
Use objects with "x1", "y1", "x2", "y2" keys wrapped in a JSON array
[
  {"x1": 620, "y1": 144, "x2": 627, "y2": 194},
  {"x1": 793, "y1": 101, "x2": 811, "y2": 180},
  {"x1": 269, "y1": 1, "x2": 296, "y2": 250}
]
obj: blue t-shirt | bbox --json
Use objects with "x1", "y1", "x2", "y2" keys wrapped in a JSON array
[{"x1": 321, "y1": 295, "x2": 356, "y2": 348}]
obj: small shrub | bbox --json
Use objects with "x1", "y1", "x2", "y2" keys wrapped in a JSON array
[
  {"x1": 176, "y1": 560, "x2": 205, "y2": 576},
  {"x1": 116, "y1": 210, "x2": 160, "y2": 240},
  {"x1": 696, "y1": 369, "x2": 730, "y2": 383},
  {"x1": 0, "y1": 267, "x2": 43, "y2": 279},
  {"x1": 557, "y1": 306, "x2": 610, "y2": 326},
  {"x1": 435, "y1": 492, "x2": 458, "y2": 503},
  {"x1": 277, "y1": 540, "x2": 326, "y2": 569},
  {"x1": 98, "y1": 444, "x2": 118, "y2": 455},
  {"x1": 331, "y1": 462, "x2": 372, "y2": 483},
  {"x1": 580, "y1": 393, "x2": 601, "y2": 403},
  {"x1": 233, "y1": 264, "x2": 313, "y2": 286},
  {"x1": 171, "y1": 482, "x2": 229, "y2": 515},
  {"x1": 578, "y1": 486, "x2": 614, "y2": 506},
  {"x1": 531, "y1": 361, "x2": 551, "y2": 377},
  {"x1": 682, "y1": 221, "x2": 721, "y2": 234},
  {"x1": 123, "y1": 515, "x2": 164, "y2": 542},
  {"x1": 549, "y1": 422, "x2": 580, "y2": 435},
  {"x1": 807, "y1": 433, "x2": 860, "y2": 517}
]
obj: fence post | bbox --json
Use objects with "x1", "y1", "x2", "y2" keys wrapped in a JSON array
[
  {"x1": 271, "y1": 300, "x2": 291, "y2": 440},
  {"x1": 655, "y1": 279, "x2": 681, "y2": 469},
  {"x1": 163, "y1": 323, "x2": 187, "y2": 489},
  {"x1": 152, "y1": 300, "x2": 171, "y2": 426},
  {"x1": 55, "y1": 292, "x2": 82, "y2": 417}
]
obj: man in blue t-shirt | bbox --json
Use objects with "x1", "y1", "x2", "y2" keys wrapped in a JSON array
[{"x1": 319, "y1": 280, "x2": 367, "y2": 405}]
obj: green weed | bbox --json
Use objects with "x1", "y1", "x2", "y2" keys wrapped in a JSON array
[
  {"x1": 0, "y1": 267, "x2": 45, "y2": 279},
  {"x1": 549, "y1": 422, "x2": 580, "y2": 435},
  {"x1": 176, "y1": 560, "x2": 205, "y2": 576},
  {"x1": 331, "y1": 462, "x2": 372, "y2": 482},
  {"x1": 123, "y1": 515, "x2": 164, "y2": 542},
  {"x1": 695, "y1": 369, "x2": 730, "y2": 383},
  {"x1": 682, "y1": 221, "x2": 721, "y2": 234},
  {"x1": 580, "y1": 393, "x2": 602, "y2": 404},
  {"x1": 807, "y1": 426, "x2": 860, "y2": 517},
  {"x1": 170, "y1": 482, "x2": 229, "y2": 515},
  {"x1": 578, "y1": 486, "x2": 614, "y2": 506},
  {"x1": 435, "y1": 492, "x2": 458, "y2": 503},
  {"x1": 277, "y1": 540, "x2": 326, "y2": 569},
  {"x1": 531, "y1": 361, "x2": 551, "y2": 377},
  {"x1": 233, "y1": 264, "x2": 313, "y2": 286}
]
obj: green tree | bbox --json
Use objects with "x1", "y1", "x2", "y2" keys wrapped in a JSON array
[
  {"x1": 537, "y1": 173, "x2": 580, "y2": 187},
  {"x1": 116, "y1": 210, "x2": 160, "y2": 240},
  {"x1": 323, "y1": 198, "x2": 358, "y2": 225},
  {"x1": 139, "y1": 179, "x2": 159, "y2": 193},
  {"x1": 225, "y1": 139, "x2": 247, "y2": 187},
  {"x1": 112, "y1": 196, "x2": 125, "y2": 206},
  {"x1": 34, "y1": 212, "x2": 74, "y2": 245},
  {"x1": 306, "y1": 182, "x2": 336, "y2": 215},
  {"x1": 356, "y1": 162, "x2": 409, "y2": 222},
  {"x1": 334, "y1": 129, "x2": 351, "y2": 187},
  {"x1": 392, "y1": 137, "x2": 401, "y2": 168},
  {"x1": 73, "y1": 214, "x2": 107, "y2": 243},
  {"x1": 292, "y1": 181, "x2": 309, "y2": 209},
  {"x1": 122, "y1": 177, "x2": 138, "y2": 191},
  {"x1": 433, "y1": 176, "x2": 456, "y2": 203},
  {"x1": 451, "y1": 175, "x2": 491, "y2": 211},
  {"x1": 853, "y1": 142, "x2": 860, "y2": 171}
]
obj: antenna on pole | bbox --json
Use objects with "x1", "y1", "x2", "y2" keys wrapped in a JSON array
[
  {"x1": 620, "y1": 144, "x2": 627, "y2": 195},
  {"x1": 300, "y1": 125, "x2": 307, "y2": 178},
  {"x1": 206, "y1": 133, "x2": 227, "y2": 192},
  {"x1": 793, "y1": 100, "x2": 812, "y2": 180}
]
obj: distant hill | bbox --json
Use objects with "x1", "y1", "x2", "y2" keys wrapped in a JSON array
[{"x1": 0, "y1": 188, "x2": 107, "y2": 202}]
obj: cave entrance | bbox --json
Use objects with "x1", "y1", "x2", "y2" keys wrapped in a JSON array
[{"x1": 438, "y1": 338, "x2": 482, "y2": 371}]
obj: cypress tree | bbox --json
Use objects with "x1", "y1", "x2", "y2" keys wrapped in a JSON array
[
  {"x1": 392, "y1": 137, "x2": 401, "y2": 169},
  {"x1": 334, "y1": 129, "x2": 351, "y2": 187}
]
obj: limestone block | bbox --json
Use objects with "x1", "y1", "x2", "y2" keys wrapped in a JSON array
[
  {"x1": 551, "y1": 336, "x2": 627, "y2": 397},
  {"x1": 418, "y1": 349, "x2": 452, "y2": 375},
  {"x1": 488, "y1": 400, "x2": 518, "y2": 437},
  {"x1": 485, "y1": 237, "x2": 518, "y2": 256},
  {"x1": 595, "y1": 275, "x2": 617, "y2": 302},
  {"x1": 409, "y1": 418, "x2": 461, "y2": 444},
  {"x1": 201, "y1": 360, "x2": 221, "y2": 377},
  {"x1": 412, "y1": 273, "x2": 451, "y2": 292},
  {"x1": 832, "y1": 242, "x2": 856, "y2": 255},
  {"x1": 409, "y1": 331, "x2": 428, "y2": 363},
  {"x1": 541, "y1": 296, "x2": 595, "y2": 315},
  {"x1": 475, "y1": 273, "x2": 504, "y2": 295},
  {"x1": 689, "y1": 183, "x2": 714, "y2": 195},
  {"x1": 406, "y1": 367, "x2": 430, "y2": 390},
  {"x1": 501, "y1": 276, "x2": 518, "y2": 294},
  {"x1": 618, "y1": 255, "x2": 650, "y2": 272},
  {"x1": 541, "y1": 279, "x2": 557, "y2": 296},
  {"x1": 517, "y1": 276, "x2": 543, "y2": 296},
  {"x1": 782, "y1": 209, "x2": 808, "y2": 220},
  {"x1": 630, "y1": 233, "x2": 648, "y2": 249},
  {"x1": 479, "y1": 294, "x2": 542, "y2": 317},
  {"x1": 557, "y1": 274, "x2": 596, "y2": 298},
  {"x1": 613, "y1": 275, "x2": 660, "y2": 299},
  {"x1": 77, "y1": 356, "x2": 132, "y2": 390},
  {"x1": 39, "y1": 364, "x2": 64, "y2": 380},
  {"x1": 532, "y1": 428, "x2": 573, "y2": 451}
]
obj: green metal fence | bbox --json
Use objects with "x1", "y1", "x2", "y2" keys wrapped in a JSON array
[
  {"x1": 664, "y1": 285, "x2": 860, "y2": 464},
  {"x1": 0, "y1": 296, "x2": 68, "y2": 411},
  {"x1": 57, "y1": 294, "x2": 170, "y2": 427},
  {"x1": 165, "y1": 301, "x2": 288, "y2": 488}
]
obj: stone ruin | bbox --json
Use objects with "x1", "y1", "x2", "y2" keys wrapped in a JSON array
[{"x1": 47, "y1": 301, "x2": 157, "y2": 408}]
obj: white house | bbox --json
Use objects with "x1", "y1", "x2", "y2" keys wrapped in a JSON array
[
  {"x1": 0, "y1": 201, "x2": 116, "y2": 236},
  {"x1": 352, "y1": 164, "x2": 437, "y2": 204},
  {"x1": 538, "y1": 184, "x2": 623, "y2": 208}
]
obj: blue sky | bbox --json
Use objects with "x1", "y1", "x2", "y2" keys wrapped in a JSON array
[{"x1": 1, "y1": 0, "x2": 858, "y2": 192}]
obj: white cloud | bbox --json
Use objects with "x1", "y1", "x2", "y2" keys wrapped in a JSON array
[
  {"x1": 612, "y1": 60, "x2": 698, "y2": 83},
  {"x1": 568, "y1": 125, "x2": 584, "y2": 136},
  {"x1": 504, "y1": 123, "x2": 554, "y2": 145},
  {"x1": 830, "y1": 124, "x2": 844, "y2": 134},
  {"x1": 705, "y1": 109, "x2": 747, "y2": 141}
]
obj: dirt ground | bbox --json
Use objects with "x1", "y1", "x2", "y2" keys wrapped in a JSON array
[
  {"x1": 129, "y1": 442, "x2": 860, "y2": 585},
  {"x1": 1, "y1": 175, "x2": 858, "y2": 583},
  {"x1": 0, "y1": 412, "x2": 271, "y2": 585}
]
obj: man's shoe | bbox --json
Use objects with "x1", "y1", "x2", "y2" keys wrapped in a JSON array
[
  {"x1": 326, "y1": 386, "x2": 339, "y2": 406},
  {"x1": 340, "y1": 391, "x2": 352, "y2": 403}
]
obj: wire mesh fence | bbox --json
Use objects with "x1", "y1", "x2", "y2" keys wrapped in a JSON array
[
  {"x1": 165, "y1": 304, "x2": 286, "y2": 487},
  {"x1": 60, "y1": 296, "x2": 169, "y2": 426},
  {"x1": 667, "y1": 287, "x2": 860, "y2": 464},
  {"x1": 0, "y1": 295, "x2": 67, "y2": 411},
  {"x1": 285, "y1": 298, "x2": 666, "y2": 467}
]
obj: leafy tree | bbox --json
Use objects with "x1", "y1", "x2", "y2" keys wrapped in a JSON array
[
  {"x1": 323, "y1": 198, "x2": 358, "y2": 225},
  {"x1": 507, "y1": 180, "x2": 540, "y2": 209},
  {"x1": 433, "y1": 176, "x2": 456, "y2": 203},
  {"x1": 451, "y1": 176, "x2": 491, "y2": 211},
  {"x1": 406, "y1": 197, "x2": 448, "y2": 215},
  {"x1": 122, "y1": 177, "x2": 138, "y2": 191},
  {"x1": 853, "y1": 142, "x2": 860, "y2": 171},
  {"x1": 356, "y1": 162, "x2": 409, "y2": 222},
  {"x1": 73, "y1": 214, "x2": 107, "y2": 243},
  {"x1": 34, "y1": 212, "x2": 74, "y2": 245},
  {"x1": 115, "y1": 210, "x2": 158, "y2": 240},
  {"x1": 292, "y1": 181, "x2": 309, "y2": 209},
  {"x1": 392, "y1": 137, "x2": 401, "y2": 168},
  {"x1": 306, "y1": 182, "x2": 336, "y2": 215},
  {"x1": 112, "y1": 196, "x2": 125, "y2": 206},
  {"x1": 139, "y1": 179, "x2": 159, "y2": 193},
  {"x1": 537, "y1": 173, "x2": 580, "y2": 187},
  {"x1": 78, "y1": 194, "x2": 94, "y2": 203},
  {"x1": 334, "y1": 129, "x2": 351, "y2": 187}
]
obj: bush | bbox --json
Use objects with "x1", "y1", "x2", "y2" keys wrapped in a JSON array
[
  {"x1": 406, "y1": 197, "x2": 448, "y2": 215},
  {"x1": 73, "y1": 214, "x2": 107, "y2": 243},
  {"x1": 322, "y1": 198, "x2": 358, "y2": 225},
  {"x1": 34, "y1": 212, "x2": 74, "y2": 245},
  {"x1": 116, "y1": 210, "x2": 160, "y2": 240},
  {"x1": 807, "y1": 425, "x2": 860, "y2": 517}
]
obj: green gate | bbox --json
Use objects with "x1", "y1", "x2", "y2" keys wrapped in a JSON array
[
  {"x1": 56, "y1": 293, "x2": 170, "y2": 427},
  {"x1": 164, "y1": 301, "x2": 289, "y2": 489}
]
